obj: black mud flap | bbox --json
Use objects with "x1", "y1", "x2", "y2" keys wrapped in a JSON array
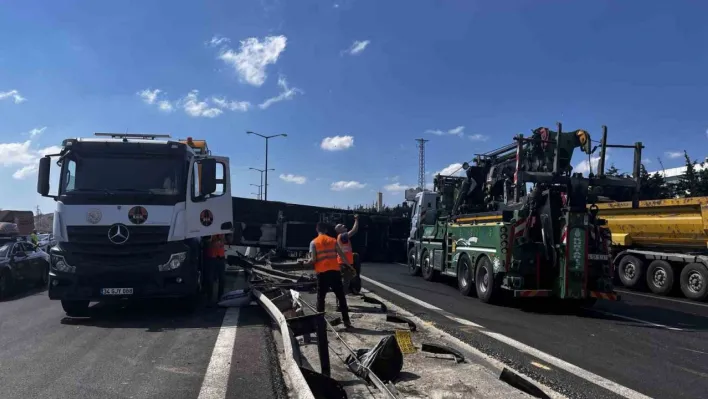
[
  {"x1": 420, "y1": 343, "x2": 465, "y2": 363},
  {"x1": 300, "y1": 366, "x2": 348, "y2": 399},
  {"x1": 499, "y1": 367, "x2": 550, "y2": 399},
  {"x1": 386, "y1": 314, "x2": 417, "y2": 332},
  {"x1": 361, "y1": 295, "x2": 388, "y2": 312}
]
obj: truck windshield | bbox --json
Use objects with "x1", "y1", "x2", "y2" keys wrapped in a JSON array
[{"x1": 60, "y1": 155, "x2": 185, "y2": 196}]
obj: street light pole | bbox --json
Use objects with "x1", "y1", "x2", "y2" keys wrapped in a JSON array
[
  {"x1": 246, "y1": 131, "x2": 287, "y2": 201},
  {"x1": 249, "y1": 167, "x2": 274, "y2": 201},
  {"x1": 250, "y1": 184, "x2": 262, "y2": 200}
]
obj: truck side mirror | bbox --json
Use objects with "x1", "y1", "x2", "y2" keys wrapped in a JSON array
[
  {"x1": 37, "y1": 156, "x2": 51, "y2": 196},
  {"x1": 200, "y1": 158, "x2": 217, "y2": 195}
]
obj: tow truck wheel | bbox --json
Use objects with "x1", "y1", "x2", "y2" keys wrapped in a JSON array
[
  {"x1": 475, "y1": 257, "x2": 499, "y2": 304},
  {"x1": 646, "y1": 260, "x2": 674, "y2": 295},
  {"x1": 618, "y1": 255, "x2": 645, "y2": 289},
  {"x1": 457, "y1": 256, "x2": 475, "y2": 296},
  {"x1": 421, "y1": 251, "x2": 437, "y2": 281},
  {"x1": 61, "y1": 300, "x2": 89, "y2": 317},
  {"x1": 407, "y1": 248, "x2": 421, "y2": 276},
  {"x1": 680, "y1": 263, "x2": 708, "y2": 301}
]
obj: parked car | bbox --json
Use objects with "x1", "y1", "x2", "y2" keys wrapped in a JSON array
[
  {"x1": 0, "y1": 241, "x2": 50, "y2": 299},
  {"x1": 37, "y1": 233, "x2": 55, "y2": 252}
]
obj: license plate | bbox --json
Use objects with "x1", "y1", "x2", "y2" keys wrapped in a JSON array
[
  {"x1": 588, "y1": 254, "x2": 609, "y2": 261},
  {"x1": 101, "y1": 288, "x2": 134, "y2": 295}
]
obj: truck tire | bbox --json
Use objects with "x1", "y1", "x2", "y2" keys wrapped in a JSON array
[
  {"x1": 408, "y1": 248, "x2": 421, "y2": 276},
  {"x1": 646, "y1": 260, "x2": 674, "y2": 295},
  {"x1": 476, "y1": 257, "x2": 499, "y2": 304},
  {"x1": 421, "y1": 250, "x2": 437, "y2": 282},
  {"x1": 457, "y1": 255, "x2": 475, "y2": 297},
  {"x1": 61, "y1": 300, "x2": 89, "y2": 317},
  {"x1": 679, "y1": 263, "x2": 708, "y2": 301},
  {"x1": 618, "y1": 255, "x2": 645, "y2": 289}
]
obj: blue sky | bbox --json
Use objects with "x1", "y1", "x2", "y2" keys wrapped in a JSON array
[{"x1": 2, "y1": 0, "x2": 708, "y2": 214}]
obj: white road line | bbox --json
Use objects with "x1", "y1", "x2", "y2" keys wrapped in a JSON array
[
  {"x1": 615, "y1": 289, "x2": 708, "y2": 308},
  {"x1": 360, "y1": 275, "x2": 652, "y2": 399},
  {"x1": 587, "y1": 308, "x2": 684, "y2": 331},
  {"x1": 198, "y1": 307, "x2": 240, "y2": 399}
]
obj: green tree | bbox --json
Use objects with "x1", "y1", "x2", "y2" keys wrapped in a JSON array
[
  {"x1": 605, "y1": 164, "x2": 621, "y2": 177},
  {"x1": 676, "y1": 151, "x2": 699, "y2": 197},
  {"x1": 639, "y1": 164, "x2": 671, "y2": 200}
]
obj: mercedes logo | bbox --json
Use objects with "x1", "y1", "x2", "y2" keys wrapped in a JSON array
[{"x1": 107, "y1": 223, "x2": 130, "y2": 245}]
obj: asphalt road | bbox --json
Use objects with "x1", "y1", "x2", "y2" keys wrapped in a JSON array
[
  {"x1": 361, "y1": 262, "x2": 708, "y2": 399},
  {"x1": 0, "y1": 277, "x2": 286, "y2": 399}
]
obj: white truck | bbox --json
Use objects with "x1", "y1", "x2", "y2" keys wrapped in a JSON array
[{"x1": 36, "y1": 133, "x2": 233, "y2": 316}]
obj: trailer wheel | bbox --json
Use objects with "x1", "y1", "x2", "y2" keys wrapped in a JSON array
[
  {"x1": 680, "y1": 263, "x2": 708, "y2": 301},
  {"x1": 476, "y1": 257, "x2": 499, "y2": 304},
  {"x1": 646, "y1": 260, "x2": 674, "y2": 295},
  {"x1": 457, "y1": 255, "x2": 475, "y2": 297},
  {"x1": 421, "y1": 250, "x2": 437, "y2": 281},
  {"x1": 407, "y1": 248, "x2": 421, "y2": 276},
  {"x1": 618, "y1": 255, "x2": 645, "y2": 288}
]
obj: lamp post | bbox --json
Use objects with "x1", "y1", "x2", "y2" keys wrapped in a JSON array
[
  {"x1": 250, "y1": 184, "x2": 262, "y2": 200},
  {"x1": 249, "y1": 167, "x2": 274, "y2": 200},
  {"x1": 246, "y1": 131, "x2": 287, "y2": 201}
]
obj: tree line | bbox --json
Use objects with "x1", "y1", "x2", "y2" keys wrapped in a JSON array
[{"x1": 601, "y1": 150, "x2": 708, "y2": 201}]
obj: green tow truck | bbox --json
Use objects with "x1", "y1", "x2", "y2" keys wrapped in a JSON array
[{"x1": 407, "y1": 124, "x2": 643, "y2": 305}]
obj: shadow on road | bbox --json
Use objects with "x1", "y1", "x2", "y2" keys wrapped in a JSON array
[{"x1": 0, "y1": 286, "x2": 47, "y2": 302}]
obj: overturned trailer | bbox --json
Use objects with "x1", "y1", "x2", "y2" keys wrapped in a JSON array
[{"x1": 230, "y1": 197, "x2": 409, "y2": 262}]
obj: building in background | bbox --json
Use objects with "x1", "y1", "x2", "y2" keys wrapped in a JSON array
[{"x1": 648, "y1": 157, "x2": 708, "y2": 184}]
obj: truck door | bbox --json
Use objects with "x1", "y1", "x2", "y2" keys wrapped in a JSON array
[{"x1": 186, "y1": 156, "x2": 234, "y2": 238}]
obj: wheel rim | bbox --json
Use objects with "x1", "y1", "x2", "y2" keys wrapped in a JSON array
[
  {"x1": 409, "y1": 252, "x2": 417, "y2": 272},
  {"x1": 687, "y1": 271, "x2": 704, "y2": 293},
  {"x1": 423, "y1": 256, "x2": 430, "y2": 275},
  {"x1": 652, "y1": 267, "x2": 667, "y2": 287},
  {"x1": 459, "y1": 262, "x2": 469, "y2": 288},
  {"x1": 478, "y1": 267, "x2": 489, "y2": 294},
  {"x1": 624, "y1": 262, "x2": 636, "y2": 280}
]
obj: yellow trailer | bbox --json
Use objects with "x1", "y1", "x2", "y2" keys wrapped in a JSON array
[{"x1": 595, "y1": 197, "x2": 708, "y2": 301}]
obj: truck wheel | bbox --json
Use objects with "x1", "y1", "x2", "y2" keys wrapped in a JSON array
[
  {"x1": 679, "y1": 263, "x2": 708, "y2": 301},
  {"x1": 61, "y1": 300, "x2": 89, "y2": 317},
  {"x1": 618, "y1": 255, "x2": 645, "y2": 288},
  {"x1": 407, "y1": 248, "x2": 421, "y2": 276},
  {"x1": 476, "y1": 257, "x2": 499, "y2": 304},
  {"x1": 0, "y1": 269, "x2": 13, "y2": 300},
  {"x1": 646, "y1": 260, "x2": 674, "y2": 295},
  {"x1": 421, "y1": 251, "x2": 437, "y2": 281},
  {"x1": 457, "y1": 256, "x2": 475, "y2": 297}
]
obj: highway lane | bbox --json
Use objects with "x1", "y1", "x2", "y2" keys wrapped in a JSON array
[
  {"x1": 361, "y1": 262, "x2": 708, "y2": 399},
  {"x1": 0, "y1": 283, "x2": 286, "y2": 399}
]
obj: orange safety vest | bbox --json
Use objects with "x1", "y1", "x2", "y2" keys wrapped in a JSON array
[
  {"x1": 313, "y1": 234, "x2": 340, "y2": 274},
  {"x1": 206, "y1": 234, "x2": 225, "y2": 258},
  {"x1": 337, "y1": 234, "x2": 354, "y2": 265}
]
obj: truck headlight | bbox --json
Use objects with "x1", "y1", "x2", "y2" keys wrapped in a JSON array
[
  {"x1": 158, "y1": 252, "x2": 187, "y2": 272},
  {"x1": 52, "y1": 255, "x2": 76, "y2": 274}
]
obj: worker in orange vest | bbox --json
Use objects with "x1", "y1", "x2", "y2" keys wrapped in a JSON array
[
  {"x1": 335, "y1": 214, "x2": 359, "y2": 295},
  {"x1": 204, "y1": 234, "x2": 226, "y2": 302},
  {"x1": 305, "y1": 222, "x2": 354, "y2": 328}
]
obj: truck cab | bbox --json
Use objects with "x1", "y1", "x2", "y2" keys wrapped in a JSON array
[{"x1": 36, "y1": 133, "x2": 233, "y2": 316}]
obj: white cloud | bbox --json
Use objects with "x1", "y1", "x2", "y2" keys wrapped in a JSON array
[
  {"x1": 213, "y1": 96, "x2": 251, "y2": 112},
  {"x1": 346, "y1": 40, "x2": 370, "y2": 55},
  {"x1": 435, "y1": 163, "x2": 464, "y2": 176},
  {"x1": 207, "y1": 35, "x2": 230, "y2": 48},
  {"x1": 574, "y1": 156, "x2": 602, "y2": 175},
  {"x1": 321, "y1": 135, "x2": 354, "y2": 151},
  {"x1": 0, "y1": 140, "x2": 62, "y2": 179},
  {"x1": 29, "y1": 127, "x2": 47, "y2": 138},
  {"x1": 0, "y1": 89, "x2": 27, "y2": 104},
  {"x1": 258, "y1": 76, "x2": 302, "y2": 109},
  {"x1": 137, "y1": 89, "x2": 174, "y2": 112},
  {"x1": 384, "y1": 182, "x2": 412, "y2": 192},
  {"x1": 218, "y1": 35, "x2": 287, "y2": 86},
  {"x1": 331, "y1": 181, "x2": 366, "y2": 191},
  {"x1": 279, "y1": 173, "x2": 307, "y2": 184},
  {"x1": 426, "y1": 126, "x2": 465, "y2": 137},
  {"x1": 469, "y1": 134, "x2": 489, "y2": 142},
  {"x1": 642, "y1": 158, "x2": 652, "y2": 164},
  {"x1": 665, "y1": 151, "x2": 683, "y2": 159},
  {"x1": 181, "y1": 90, "x2": 223, "y2": 118}
]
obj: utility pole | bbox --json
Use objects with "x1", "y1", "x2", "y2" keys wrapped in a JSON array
[
  {"x1": 246, "y1": 131, "x2": 287, "y2": 201},
  {"x1": 249, "y1": 167, "x2": 274, "y2": 200},
  {"x1": 250, "y1": 184, "x2": 262, "y2": 200},
  {"x1": 415, "y1": 138, "x2": 429, "y2": 190}
]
